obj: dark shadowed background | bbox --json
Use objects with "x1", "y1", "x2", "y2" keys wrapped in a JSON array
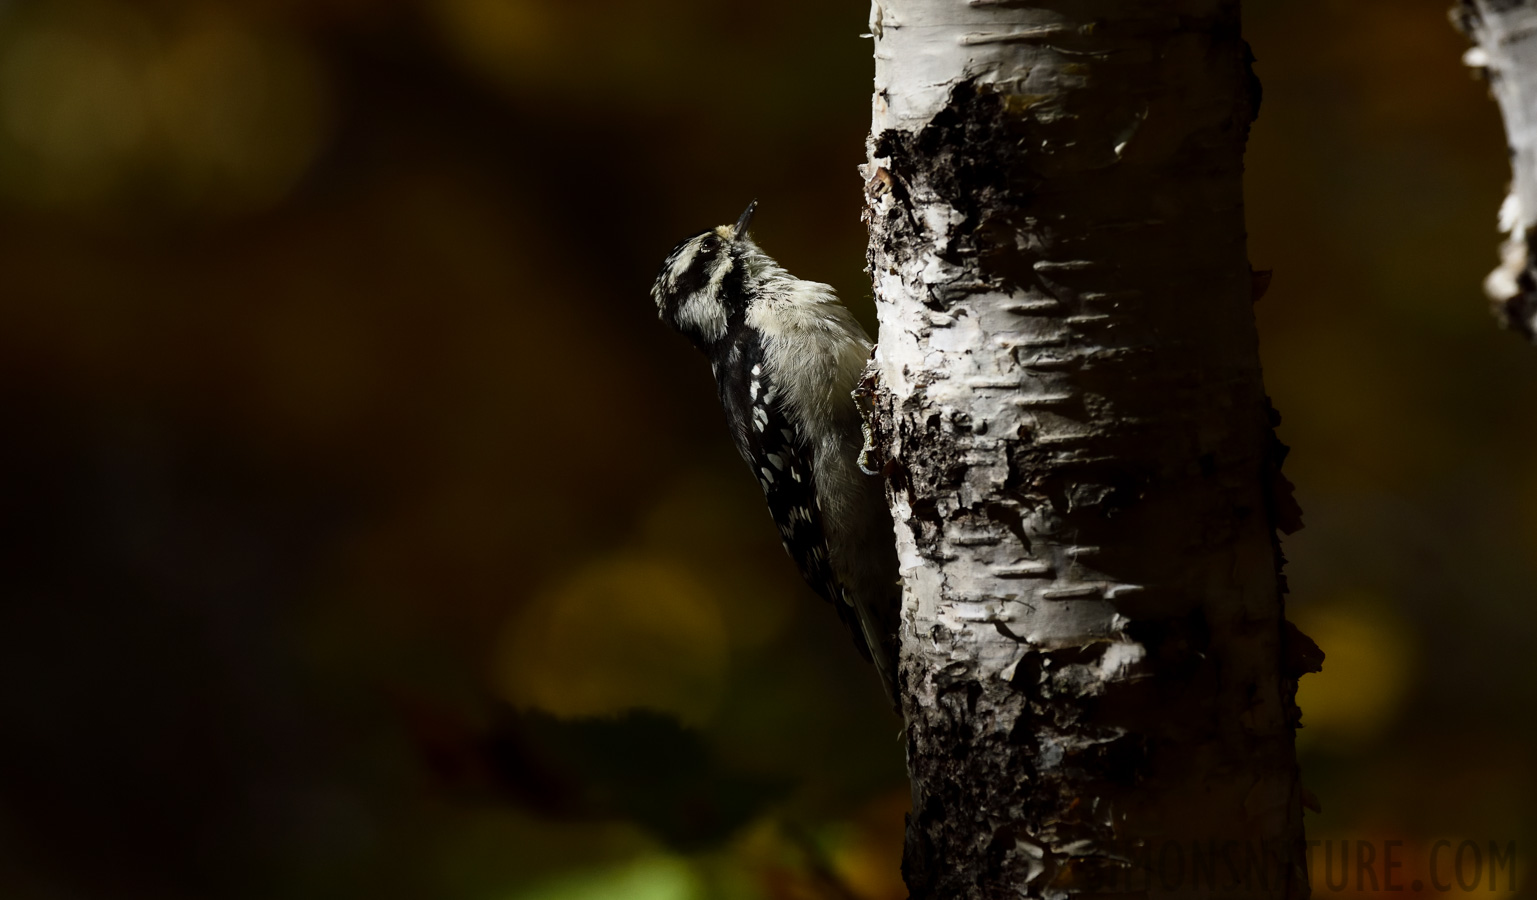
[{"x1": 0, "y1": 1, "x2": 1530, "y2": 898}]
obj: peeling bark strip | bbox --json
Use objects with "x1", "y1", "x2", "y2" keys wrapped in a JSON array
[
  {"x1": 1456, "y1": 1, "x2": 1537, "y2": 339},
  {"x1": 861, "y1": 3, "x2": 1310, "y2": 898}
]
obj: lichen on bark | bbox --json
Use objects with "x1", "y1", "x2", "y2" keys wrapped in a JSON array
[{"x1": 860, "y1": 3, "x2": 1313, "y2": 898}]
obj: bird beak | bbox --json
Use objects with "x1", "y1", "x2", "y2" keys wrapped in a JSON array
[{"x1": 733, "y1": 200, "x2": 757, "y2": 240}]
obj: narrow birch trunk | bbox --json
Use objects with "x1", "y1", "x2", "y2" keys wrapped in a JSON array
[
  {"x1": 1457, "y1": 1, "x2": 1537, "y2": 339},
  {"x1": 860, "y1": 3, "x2": 1314, "y2": 897}
]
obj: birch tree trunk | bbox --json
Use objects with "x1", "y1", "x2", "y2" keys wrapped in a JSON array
[
  {"x1": 1456, "y1": 1, "x2": 1537, "y2": 339},
  {"x1": 859, "y1": 3, "x2": 1314, "y2": 897}
]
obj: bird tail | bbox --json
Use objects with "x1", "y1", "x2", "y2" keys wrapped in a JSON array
[{"x1": 849, "y1": 589, "x2": 899, "y2": 713}]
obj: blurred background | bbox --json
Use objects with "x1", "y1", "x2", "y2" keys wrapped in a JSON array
[{"x1": 0, "y1": 0, "x2": 1529, "y2": 897}]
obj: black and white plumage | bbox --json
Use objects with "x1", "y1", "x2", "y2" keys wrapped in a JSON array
[{"x1": 650, "y1": 202, "x2": 900, "y2": 707}]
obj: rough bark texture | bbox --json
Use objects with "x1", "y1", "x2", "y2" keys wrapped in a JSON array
[
  {"x1": 860, "y1": 3, "x2": 1313, "y2": 898},
  {"x1": 1457, "y1": 0, "x2": 1537, "y2": 338}
]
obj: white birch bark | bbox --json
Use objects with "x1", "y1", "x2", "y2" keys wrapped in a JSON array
[
  {"x1": 1457, "y1": 1, "x2": 1537, "y2": 338},
  {"x1": 859, "y1": 2, "x2": 1314, "y2": 897}
]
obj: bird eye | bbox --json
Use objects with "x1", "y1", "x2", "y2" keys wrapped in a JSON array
[{"x1": 700, "y1": 235, "x2": 720, "y2": 253}]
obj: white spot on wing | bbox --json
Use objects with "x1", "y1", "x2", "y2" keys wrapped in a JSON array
[{"x1": 742, "y1": 271, "x2": 875, "y2": 557}]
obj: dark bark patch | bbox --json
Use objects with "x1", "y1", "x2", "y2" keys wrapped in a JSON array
[
  {"x1": 1281, "y1": 619, "x2": 1324, "y2": 679},
  {"x1": 873, "y1": 80, "x2": 1045, "y2": 303},
  {"x1": 984, "y1": 502, "x2": 1032, "y2": 552}
]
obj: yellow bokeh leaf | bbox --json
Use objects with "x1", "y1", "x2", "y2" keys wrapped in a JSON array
[
  {"x1": 1293, "y1": 592, "x2": 1413, "y2": 748},
  {"x1": 495, "y1": 555, "x2": 728, "y2": 725}
]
